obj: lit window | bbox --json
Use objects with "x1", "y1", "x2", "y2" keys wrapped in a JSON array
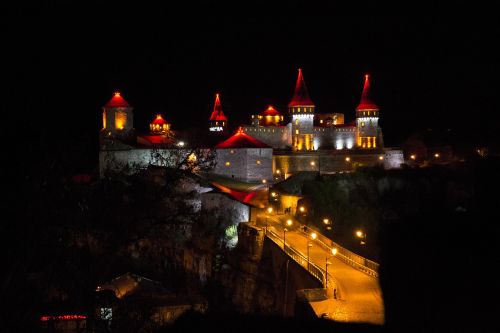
[
  {"x1": 225, "y1": 161, "x2": 231, "y2": 166},
  {"x1": 295, "y1": 130, "x2": 299, "y2": 134}
]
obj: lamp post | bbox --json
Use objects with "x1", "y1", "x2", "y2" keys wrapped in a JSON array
[
  {"x1": 284, "y1": 219, "x2": 293, "y2": 250},
  {"x1": 355, "y1": 229, "x2": 366, "y2": 245},
  {"x1": 323, "y1": 218, "x2": 332, "y2": 231},
  {"x1": 325, "y1": 248, "x2": 338, "y2": 291},
  {"x1": 307, "y1": 232, "x2": 317, "y2": 270},
  {"x1": 264, "y1": 207, "x2": 273, "y2": 235}
]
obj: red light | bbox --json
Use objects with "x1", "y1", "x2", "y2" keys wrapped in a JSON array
[{"x1": 40, "y1": 315, "x2": 87, "y2": 322}]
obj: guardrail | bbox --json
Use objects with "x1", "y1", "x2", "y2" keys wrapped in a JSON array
[
  {"x1": 266, "y1": 228, "x2": 326, "y2": 286},
  {"x1": 298, "y1": 226, "x2": 379, "y2": 278}
]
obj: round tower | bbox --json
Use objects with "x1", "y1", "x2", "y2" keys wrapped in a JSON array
[
  {"x1": 289, "y1": 68, "x2": 315, "y2": 151},
  {"x1": 208, "y1": 93, "x2": 228, "y2": 132},
  {"x1": 355, "y1": 75, "x2": 381, "y2": 149},
  {"x1": 100, "y1": 91, "x2": 136, "y2": 148},
  {"x1": 150, "y1": 114, "x2": 171, "y2": 135}
]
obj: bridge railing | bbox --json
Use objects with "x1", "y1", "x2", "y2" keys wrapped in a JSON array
[
  {"x1": 298, "y1": 226, "x2": 379, "y2": 278},
  {"x1": 266, "y1": 228, "x2": 326, "y2": 286}
]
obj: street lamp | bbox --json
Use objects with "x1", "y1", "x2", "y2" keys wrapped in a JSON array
[
  {"x1": 325, "y1": 248, "x2": 338, "y2": 297},
  {"x1": 307, "y1": 232, "x2": 317, "y2": 270},
  {"x1": 264, "y1": 207, "x2": 273, "y2": 235},
  {"x1": 307, "y1": 242, "x2": 313, "y2": 270},
  {"x1": 283, "y1": 219, "x2": 293, "y2": 251},
  {"x1": 355, "y1": 229, "x2": 366, "y2": 245},
  {"x1": 323, "y1": 218, "x2": 332, "y2": 231}
]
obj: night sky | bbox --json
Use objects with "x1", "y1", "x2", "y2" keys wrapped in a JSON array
[{"x1": 5, "y1": 3, "x2": 500, "y2": 170}]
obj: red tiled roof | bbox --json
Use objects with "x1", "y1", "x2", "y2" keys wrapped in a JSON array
[
  {"x1": 209, "y1": 93, "x2": 228, "y2": 121},
  {"x1": 288, "y1": 68, "x2": 314, "y2": 107},
  {"x1": 151, "y1": 114, "x2": 169, "y2": 125},
  {"x1": 105, "y1": 91, "x2": 131, "y2": 108},
  {"x1": 260, "y1": 105, "x2": 282, "y2": 117},
  {"x1": 138, "y1": 135, "x2": 174, "y2": 145},
  {"x1": 356, "y1": 74, "x2": 379, "y2": 111},
  {"x1": 215, "y1": 129, "x2": 270, "y2": 149}
]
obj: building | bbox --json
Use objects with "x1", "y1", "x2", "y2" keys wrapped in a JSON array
[
  {"x1": 242, "y1": 69, "x2": 382, "y2": 152},
  {"x1": 98, "y1": 69, "x2": 403, "y2": 181}
]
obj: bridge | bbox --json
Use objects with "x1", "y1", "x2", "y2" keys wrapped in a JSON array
[{"x1": 260, "y1": 213, "x2": 384, "y2": 325}]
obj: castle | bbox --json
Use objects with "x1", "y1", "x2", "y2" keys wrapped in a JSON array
[{"x1": 99, "y1": 69, "x2": 403, "y2": 182}]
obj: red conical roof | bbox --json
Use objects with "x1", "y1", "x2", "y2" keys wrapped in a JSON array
[
  {"x1": 105, "y1": 91, "x2": 131, "y2": 108},
  {"x1": 288, "y1": 68, "x2": 314, "y2": 107},
  {"x1": 356, "y1": 74, "x2": 379, "y2": 111},
  {"x1": 209, "y1": 93, "x2": 228, "y2": 121},
  {"x1": 151, "y1": 114, "x2": 169, "y2": 125},
  {"x1": 260, "y1": 105, "x2": 282, "y2": 117},
  {"x1": 215, "y1": 128, "x2": 270, "y2": 149}
]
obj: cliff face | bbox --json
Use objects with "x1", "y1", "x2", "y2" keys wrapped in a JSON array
[{"x1": 216, "y1": 223, "x2": 322, "y2": 316}]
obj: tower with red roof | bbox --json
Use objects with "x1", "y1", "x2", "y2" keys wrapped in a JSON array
[
  {"x1": 208, "y1": 93, "x2": 228, "y2": 132},
  {"x1": 100, "y1": 91, "x2": 136, "y2": 148},
  {"x1": 289, "y1": 68, "x2": 315, "y2": 151},
  {"x1": 150, "y1": 114, "x2": 171, "y2": 135},
  {"x1": 355, "y1": 74, "x2": 381, "y2": 149}
]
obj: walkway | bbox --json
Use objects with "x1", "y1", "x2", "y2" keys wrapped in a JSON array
[{"x1": 265, "y1": 214, "x2": 384, "y2": 325}]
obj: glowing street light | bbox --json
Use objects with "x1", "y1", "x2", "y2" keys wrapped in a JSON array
[
  {"x1": 355, "y1": 229, "x2": 366, "y2": 245},
  {"x1": 284, "y1": 219, "x2": 293, "y2": 251},
  {"x1": 325, "y1": 247, "x2": 338, "y2": 293},
  {"x1": 410, "y1": 154, "x2": 416, "y2": 160},
  {"x1": 434, "y1": 153, "x2": 440, "y2": 158},
  {"x1": 345, "y1": 156, "x2": 351, "y2": 162},
  {"x1": 310, "y1": 161, "x2": 316, "y2": 166},
  {"x1": 323, "y1": 218, "x2": 330, "y2": 225},
  {"x1": 310, "y1": 232, "x2": 317, "y2": 240},
  {"x1": 299, "y1": 206, "x2": 305, "y2": 213}
]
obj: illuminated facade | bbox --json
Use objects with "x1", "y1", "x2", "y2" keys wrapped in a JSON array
[
  {"x1": 150, "y1": 114, "x2": 171, "y2": 135},
  {"x1": 99, "y1": 71, "x2": 403, "y2": 180},
  {"x1": 242, "y1": 70, "x2": 383, "y2": 152},
  {"x1": 355, "y1": 75, "x2": 381, "y2": 149},
  {"x1": 208, "y1": 93, "x2": 228, "y2": 132},
  {"x1": 100, "y1": 91, "x2": 137, "y2": 148}
]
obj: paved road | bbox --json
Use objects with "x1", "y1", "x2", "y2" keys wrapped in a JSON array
[{"x1": 266, "y1": 214, "x2": 384, "y2": 325}]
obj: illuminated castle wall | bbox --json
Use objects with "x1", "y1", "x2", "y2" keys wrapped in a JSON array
[
  {"x1": 241, "y1": 71, "x2": 381, "y2": 152},
  {"x1": 99, "y1": 71, "x2": 403, "y2": 180}
]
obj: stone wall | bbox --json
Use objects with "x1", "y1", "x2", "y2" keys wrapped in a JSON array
[
  {"x1": 273, "y1": 149, "x2": 402, "y2": 178},
  {"x1": 214, "y1": 148, "x2": 273, "y2": 183},
  {"x1": 242, "y1": 126, "x2": 290, "y2": 149}
]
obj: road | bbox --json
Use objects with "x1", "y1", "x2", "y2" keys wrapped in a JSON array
[{"x1": 266, "y1": 214, "x2": 384, "y2": 325}]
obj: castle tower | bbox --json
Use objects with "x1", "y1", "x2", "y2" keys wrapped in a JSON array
[
  {"x1": 289, "y1": 68, "x2": 315, "y2": 151},
  {"x1": 100, "y1": 91, "x2": 136, "y2": 148},
  {"x1": 150, "y1": 114, "x2": 171, "y2": 135},
  {"x1": 356, "y1": 74, "x2": 380, "y2": 149},
  {"x1": 208, "y1": 93, "x2": 228, "y2": 132}
]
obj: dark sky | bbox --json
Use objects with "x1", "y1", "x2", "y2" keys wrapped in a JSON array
[{"x1": 5, "y1": 3, "x2": 500, "y2": 169}]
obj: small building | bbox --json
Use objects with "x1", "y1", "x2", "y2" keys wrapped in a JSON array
[
  {"x1": 95, "y1": 273, "x2": 207, "y2": 329},
  {"x1": 214, "y1": 129, "x2": 273, "y2": 183}
]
